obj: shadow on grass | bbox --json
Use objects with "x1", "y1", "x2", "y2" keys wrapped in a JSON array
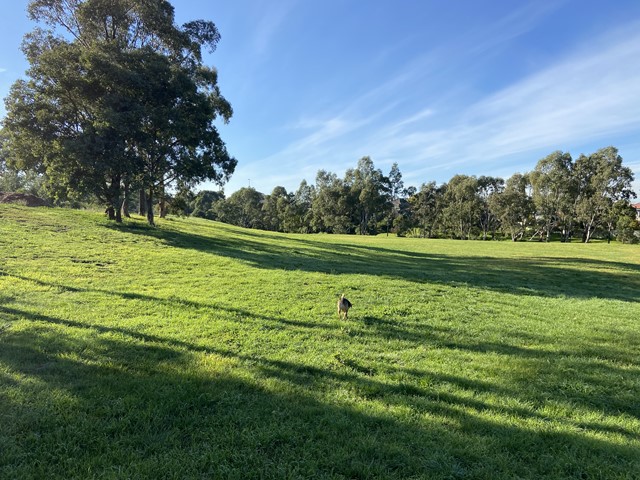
[
  {"x1": 106, "y1": 222, "x2": 640, "y2": 302},
  {"x1": 7, "y1": 270, "x2": 639, "y2": 370},
  {"x1": 1, "y1": 306, "x2": 639, "y2": 479}
]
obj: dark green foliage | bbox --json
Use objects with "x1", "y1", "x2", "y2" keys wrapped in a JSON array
[
  {"x1": 409, "y1": 181, "x2": 446, "y2": 238},
  {"x1": 530, "y1": 151, "x2": 576, "y2": 242},
  {"x1": 213, "y1": 187, "x2": 265, "y2": 229},
  {"x1": 190, "y1": 190, "x2": 225, "y2": 219},
  {"x1": 309, "y1": 169, "x2": 352, "y2": 234},
  {"x1": 613, "y1": 202, "x2": 640, "y2": 244},
  {"x1": 345, "y1": 156, "x2": 392, "y2": 235},
  {"x1": 488, "y1": 173, "x2": 535, "y2": 241},
  {"x1": 441, "y1": 174, "x2": 482, "y2": 239},
  {"x1": 477, "y1": 176, "x2": 504, "y2": 240},
  {"x1": 574, "y1": 147, "x2": 635, "y2": 242},
  {"x1": 261, "y1": 186, "x2": 291, "y2": 232},
  {"x1": 2, "y1": 0, "x2": 236, "y2": 225},
  {"x1": 166, "y1": 184, "x2": 196, "y2": 217},
  {"x1": 199, "y1": 151, "x2": 635, "y2": 243},
  {"x1": 285, "y1": 180, "x2": 315, "y2": 233}
]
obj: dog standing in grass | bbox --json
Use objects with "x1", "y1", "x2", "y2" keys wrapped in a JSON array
[{"x1": 337, "y1": 294, "x2": 352, "y2": 319}]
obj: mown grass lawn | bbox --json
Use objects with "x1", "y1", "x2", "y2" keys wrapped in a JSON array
[{"x1": 1, "y1": 204, "x2": 639, "y2": 479}]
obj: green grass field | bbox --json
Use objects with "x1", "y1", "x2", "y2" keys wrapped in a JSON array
[{"x1": 1, "y1": 205, "x2": 639, "y2": 479}]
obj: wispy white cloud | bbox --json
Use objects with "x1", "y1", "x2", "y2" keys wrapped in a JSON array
[
  {"x1": 343, "y1": 21, "x2": 640, "y2": 183},
  {"x1": 226, "y1": 13, "x2": 640, "y2": 195},
  {"x1": 261, "y1": 83, "x2": 406, "y2": 166},
  {"x1": 422, "y1": 23, "x2": 640, "y2": 163},
  {"x1": 465, "y1": 2, "x2": 565, "y2": 57},
  {"x1": 242, "y1": 3, "x2": 561, "y2": 179},
  {"x1": 249, "y1": 1, "x2": 296, "y2": 57},
  {"x1": 387, "y1": 108, "x2": 435, "y2": 134}
]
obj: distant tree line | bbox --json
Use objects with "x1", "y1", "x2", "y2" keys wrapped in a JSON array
[
  {"x1": 176, "y1": 148, "x2": 638, "y2": 243},
  {"x1": 3, "y1": 107, "x2": 638, "y2": 243}
]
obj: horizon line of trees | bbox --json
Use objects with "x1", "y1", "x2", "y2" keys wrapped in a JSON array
[
  {"x1": 176, "y1": 148, "x2": 638, "y2": 243},
  {"x1": 2, "y1": 142, "x2": 638, "y2": 243}
]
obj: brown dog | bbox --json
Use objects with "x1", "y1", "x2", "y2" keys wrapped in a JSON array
[{"x1": 337, "y1": 294, "x2": 352, "y2": 319}]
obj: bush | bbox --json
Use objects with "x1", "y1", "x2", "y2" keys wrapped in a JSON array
[{"x1": 615, "y1": 215, "x2": 639, "y2": 244}]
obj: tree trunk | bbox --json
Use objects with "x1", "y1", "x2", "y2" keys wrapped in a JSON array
[
  {"x1": 105, "y1": 206, "x2": 116, "y2": 220},
  {"x1": 584, "y1": 215, "x2": 597, "y2": 243},
  {"x1": 107, "y1": 174, "x2": 123, "y2": 223},
  {"x1": 159, "y1": 180, "x2": 167, "y2": 219},
  {"x1": 121, "y1": 180, "x2": 131, "y2": 219},
  {"x1": 545, "y1": 221, "x2": 552, "y2": 242},
  {"x1": 146, "y1": 185, "x2": 155, "y2": 226},
  {"x1": 529, "y1": 229, "x2": 544, "y2": 242},
  {"x1": 139, "y1": 188, "x2": 147, "y2": 216}
]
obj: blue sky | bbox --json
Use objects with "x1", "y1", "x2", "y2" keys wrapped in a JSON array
[{"x1": 2, "y1": 1, "x2": 640, "y2": 196}]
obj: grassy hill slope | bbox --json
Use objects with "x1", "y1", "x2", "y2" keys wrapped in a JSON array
[{"x1": 1, "y1": 205, "x2": 639, "y2": 479}]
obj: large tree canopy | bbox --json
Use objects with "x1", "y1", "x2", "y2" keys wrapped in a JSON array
[{"x1": 2, "y1": 0, "x2": 236, "y2": 224}]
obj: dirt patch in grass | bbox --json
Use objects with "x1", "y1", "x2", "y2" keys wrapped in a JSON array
[{"x1": 0, "y1": 192, "x2": 49, "y2": 207}]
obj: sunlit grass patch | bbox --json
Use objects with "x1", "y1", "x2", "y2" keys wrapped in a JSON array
[{"x1": 1, "y1": 205, "x2": 639, "y2": 479}]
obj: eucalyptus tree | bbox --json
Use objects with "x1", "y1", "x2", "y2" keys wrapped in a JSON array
[
  {"x1": 284, "y1": 180, "x2": 315, "y2": 233},
  {"x1": 384, "y1": 162, "x2": 405, "y2": 235},
  {"x1": 441, "y1": 175, "x2": 481, "y2": 239},
  {"x1": 213, "y1": 187, "x2": 264, "y2": 229},
  {"x1": 388, "y1": 162, "x2": 405, "y2": 202},
  {"x1": 409, "y1": 181, "x2": 446, "y2": 238},
  {"x1": 2, "y1": 0, "x2": 236, "y2": 224},
  {"x1": 345, "y1": 157, "x2": 391, "y2": 235},
  {"x1": 612, "y1": 201, "x2": 640, "y2": 244},
  {"x1": 261, "y1": 186, "x2": 291, "y2": 232},
  {"x1": 393, "y1": 185, "x2": 416, "y2": 236},
  {"x1": 477, "y1": 175, "x2": 504, "y2": 240},
  {"x1": 530, "y1": 151, "x2": 576, "y2": 241},
  {"x1": 574, "y1": 147, "x2": 635, "y2": 242},
  {"x1": 191, "y1": 190, "x2": 225, "y2": 219},
  {"x1": 0, "y1": 128, "x2": 47, "y2": 197},
  {"x1": 488, "y1": 173, "x2": 534, "y2": 241},
  {"x1": 3, "y1": 40, "x2": 131, "y2": 217},
  {"x1": 311, "y1": 170, "x2": 353, "y2": 233}
]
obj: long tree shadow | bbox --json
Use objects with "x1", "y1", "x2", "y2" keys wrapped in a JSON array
[
  {"x1": 3, "y1": 300, "x2": 638, "y2": 420},
  {"x1": 3, "y1": 300, "x2": 639, "y2": 422},
  {"x1": 1, "y1": 309, "x2": 639, "y2": 479},
  {"x1": 106, "y1": 222, "x2": 640, "y2": 302},
  {"x1": 9, "y1": 270, "x2": 639, "y2": 370}
]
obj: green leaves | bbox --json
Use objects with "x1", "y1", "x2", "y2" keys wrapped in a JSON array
[{"x1": 6, "y1": 0, "x2": 236, "y2": 223}]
